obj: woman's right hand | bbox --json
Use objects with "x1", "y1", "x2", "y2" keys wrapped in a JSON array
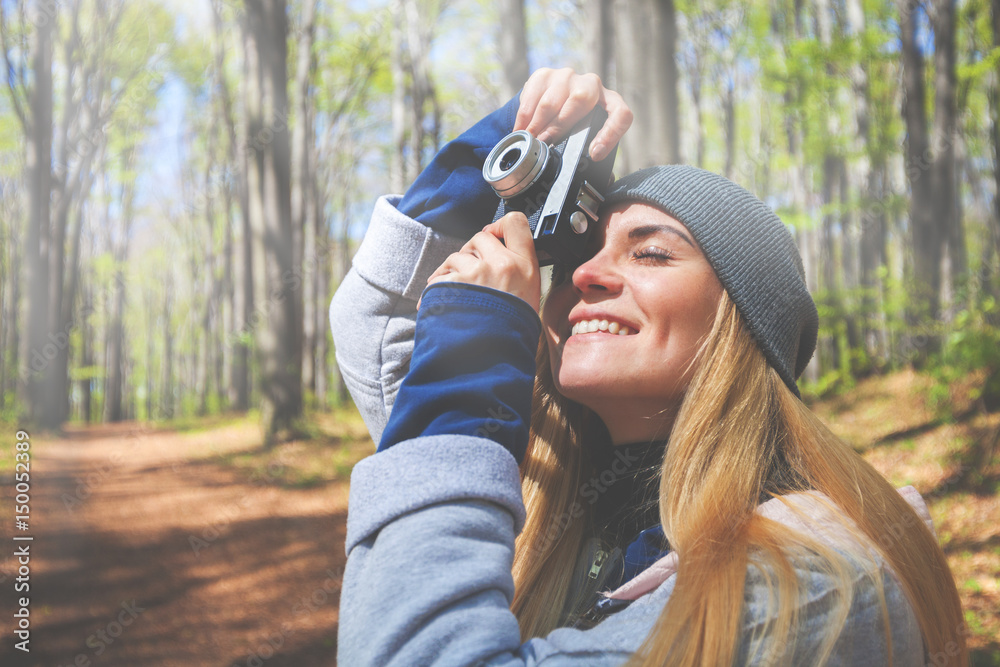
[{"x1": 513, "y1": 67, "x2": 633, "y2": 162}]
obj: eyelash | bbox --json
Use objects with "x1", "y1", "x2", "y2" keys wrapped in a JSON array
[
  {"x1": 632, "y1": 246, "x2": 675, "y2": 262},
  {"x1": 550, "y1": 246, "x2": 674, "y2": 285}
]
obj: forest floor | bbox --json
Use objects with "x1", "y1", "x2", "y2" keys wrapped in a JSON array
[
  {"x1": 0, "y1": 408, "x2": 372, "y2": 667},
  {"x1": 0, "y1": 369, "x2": 997, "y2": 666}
]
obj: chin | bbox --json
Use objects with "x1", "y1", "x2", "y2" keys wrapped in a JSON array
[{"x1": 552, "y1": 371, "x2": 624, "y2": 406}]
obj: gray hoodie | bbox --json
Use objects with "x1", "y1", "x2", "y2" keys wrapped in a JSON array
[{"x1": 330, "y1": 195, "x2": 926, "y2": 666}]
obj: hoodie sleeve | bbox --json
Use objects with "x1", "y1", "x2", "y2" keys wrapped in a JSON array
[
  {"x1": 329, "y1": 96, "x2": 519, "y2": 444},
  {"x1": 328, "y1": 195, "x2": 465, "y2": 444}
]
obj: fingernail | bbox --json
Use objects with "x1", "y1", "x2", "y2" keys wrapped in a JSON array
[{"x1": 590, "y1": 142, "x2": 605, "y2": 160}]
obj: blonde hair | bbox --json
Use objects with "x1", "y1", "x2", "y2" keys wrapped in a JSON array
[{"x1": 512, "y1": 292, "x2": 967, "y2": 666}]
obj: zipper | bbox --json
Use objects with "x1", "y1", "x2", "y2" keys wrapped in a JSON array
[{"x1": 588, "y1": 548, "x2": 608, "y2": 580}]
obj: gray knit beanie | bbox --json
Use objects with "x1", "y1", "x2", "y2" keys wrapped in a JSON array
[{"x1": 602, "y1": 165, "x2": 818, "y2": 397}]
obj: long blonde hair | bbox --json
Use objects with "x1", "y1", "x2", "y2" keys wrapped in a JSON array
[{"x1": 511, "y1": 292, "x2": 967, "y2": 666}]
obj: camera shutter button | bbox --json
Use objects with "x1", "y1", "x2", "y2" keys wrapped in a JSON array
[{"x1": 570, "y1": 212, "x2": 589, "y2": 234}]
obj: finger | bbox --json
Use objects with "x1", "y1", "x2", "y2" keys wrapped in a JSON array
[
  {"x1": 427, "y1": 250, "x2": 465, "y2": 283},
  {"x1": 495, "y1": 211, "x2": 537, "y2": 265},
  {"x1": 536, "y1": 79, "x2": 601, "y2": 144},
  {"x1": 589, "y1": 88, "x2": 634, "y2": 161},
  {"x1": 514, "y1": 68, "x2": 555, "y2": 132},
  {"x1": 481, "y1": 219, "x2": 505, "y2": 238},
  {"x1": 427, "y1": 252, "x2": 480, "y2": 286},
  {"x1": 426, "y1": 263, "x2": 451, "y2": 284},
  {"x1": 523, "y1": 77, "x2": 571, "y2": 140}
]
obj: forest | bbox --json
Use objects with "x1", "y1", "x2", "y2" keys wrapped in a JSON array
[
  {"x1": 1, "y1": 0, "x2": 999, "y2": 437},
  {"x1": 1, "y1": 0, "x2": 999, "y2": 663}
]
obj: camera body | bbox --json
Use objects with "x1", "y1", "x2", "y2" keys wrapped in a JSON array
[{"x1": 482, "y1": 108, "x2": 618, "y2": 267}]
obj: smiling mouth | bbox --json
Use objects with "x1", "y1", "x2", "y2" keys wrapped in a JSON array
[{"x1": 569, "y1": 319, "x2": 638, "y2": 337}]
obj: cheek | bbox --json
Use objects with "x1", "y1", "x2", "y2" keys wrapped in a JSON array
[
  {"x1": 641, "y1": 272, "x2": 721, "y2": 344},
  {"x1": 676, "y1": 276, "x2": 723, "y2": 343}
]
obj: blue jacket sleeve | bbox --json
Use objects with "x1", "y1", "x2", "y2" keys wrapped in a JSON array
[
  {"x1": 377, "y1": 282, "x2": 540, "y2": 464},
  {"x1": 397, "y1": 94, "x2": 520, "y2": 237}
]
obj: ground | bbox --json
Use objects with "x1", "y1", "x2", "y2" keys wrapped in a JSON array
[
  {"x1": 0, "y1": 409, "x2": 371, "y2": 667},
  {"x1": 809, "y1": 369, "x2": 1000, "y2": 665},
  {"x1": 0, "y1": 371, "x2": 997, "y2": 666}
]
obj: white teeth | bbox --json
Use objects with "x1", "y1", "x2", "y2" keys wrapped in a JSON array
[{"x1": 570, "y1": 319, "x2": 635, "y2": 336}]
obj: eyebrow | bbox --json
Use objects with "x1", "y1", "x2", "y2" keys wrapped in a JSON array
[{"x1": 627, "y1": 224, "x2": 695, "y2": 248}]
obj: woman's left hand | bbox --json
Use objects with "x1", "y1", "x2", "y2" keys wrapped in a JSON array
[{"x1": 425, "y1": 211, "x2": 541, "y2": 313}]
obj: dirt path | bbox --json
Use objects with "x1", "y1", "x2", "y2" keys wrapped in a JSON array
[{"x1": 1, "y1": 421, "x2": 350, "y2": 667}]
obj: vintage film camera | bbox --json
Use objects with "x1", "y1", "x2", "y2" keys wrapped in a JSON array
[{"x1": 482, "y1": 107, "x2": 618, "y2": 267}]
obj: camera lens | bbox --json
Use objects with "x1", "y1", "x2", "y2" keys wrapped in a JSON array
[
  {"x1": 499, "y1": 148, "x2": 522, "y2": 171},
  {"x1": 483, "y1": 131, "x2": 552, "y2": 198}
]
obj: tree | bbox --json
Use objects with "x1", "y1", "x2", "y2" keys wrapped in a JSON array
[
  {"x1": 584, "y1": 0, "x2": 615, "y2": 83},
  {"x1": 900, "y1": 0, "x2": 959, "y2": 362},
  {"x1": 2, "y1": 1, "x2": 53, "y2": 427},
  {"x1": 242, "y1": 0, "x2": 302, "y2": 445},
  {"x1": 931, "y1": 0, "x2": 965, "y2": 318},
  {"x1": 614, "y1": 0, "x2": 679, "y2": 171},
  {"x1": 103, "y1": 135, "x2": 145, "y2": 423},
  {"x1": 993, "y1": 0, "x2": 1000, "y2": 313},
  {"x1": 292, "y1": 0, "x2": 319, "y2": 401},
  {"x1": 498, "y1": 0, "x2": 530, "y2": 100}
]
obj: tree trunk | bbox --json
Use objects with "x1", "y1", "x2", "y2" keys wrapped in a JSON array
[
  {"x1": 847, "y1": 0, "x2": 883, "y2": 370},
  {"x1": 614, "y1": 0, "x2": 651, "y2": 171},
  {"x1": 584, "y1": 0, "x2": 614, "y2": 83},
  {"x1": 55, "y1": 161, "x2": 97, "y2": 423},
  {"x1": 685, "y1": 38, "x2": 706, "y2": 169},
  {"x1": 651, "y1": 0, "x2": 680, "y2": 164},
  {"x1": 839, "y1": 158, "x2": 861, "y2": 368},
  {"x1": 81, "y1": 281, "x2": 93, "y2": 423},
  {"x1": 0, "y1": 216, "x2": 7, "y2": 409},
  {"x1": 218, "y1": 182, "x2": 231, "y2": 410},
  {"x1": 498, "y1": 0, "x2": 530, "y2": 101},
  {"x1": 20, "y1": 2, "x2": 54, "y2": 428},
  {"x1": 900, "y1": 0, "x2": 940, "y2": 363},
  {"x1": 293, "y1": 0, "x2": 318, "y2": 400},
  {"x1": 991, "y1": 0, "x2": 1000, "y2": 319},
  {"x1": 931, "y1": 0, "x2": 962, "y2": 321},
  {"x1": 820, "y1": 154, "x2": 842, "y2": 374},
  {"x1": 243, "y1": 0, "x2": 302, "y2": 445},
  {"x1": 198, "y1": 121, "x2": 218, "y2": 416},
  {"x1": 210, "y1": 2, "x2": 251, "y2": 411},
  {"x1": 0, "y1": 211, "x2": 19, "y2": 409},
  {"x1": 403, "y1": 0, "x2": 438, "y2": 172},
  {"x1": 723, "y1": 81, "x2": 735, "y2": 180},
  {"x1": 313, "y1": 166, "x2": 328, "y2": 409},
  {"x1": 390, "y1": 0, "x2": 408, "y2": 193},
  {"x1": 161, "y1": 273, "x2": 174, "y2": 419},
  {"x1": 145, "y1": 287, "x2": 154, "y2": 420},
  {"x1": 104, "y1": 150, "x2": 137, "y2": 423},
  {"x1": 104, "y1": 267, "x2": 125, "y2": 422}
]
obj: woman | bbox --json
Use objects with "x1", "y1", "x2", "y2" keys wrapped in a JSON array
[{"x1": 330, "y1": 68, "x2": 967, "y2": 666}]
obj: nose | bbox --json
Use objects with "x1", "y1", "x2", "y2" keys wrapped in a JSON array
[{"x1": 571, "y1": 251, "x2": 623, "y2": 296}]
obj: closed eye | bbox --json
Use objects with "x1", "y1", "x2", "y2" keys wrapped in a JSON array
[{"x1": 632, "y1": 246, "x2": 675, "y2": 262}]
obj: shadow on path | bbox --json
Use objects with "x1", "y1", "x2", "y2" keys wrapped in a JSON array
[{"x1": 1, "y1": 422, "x2": 349, "y2": 667}]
